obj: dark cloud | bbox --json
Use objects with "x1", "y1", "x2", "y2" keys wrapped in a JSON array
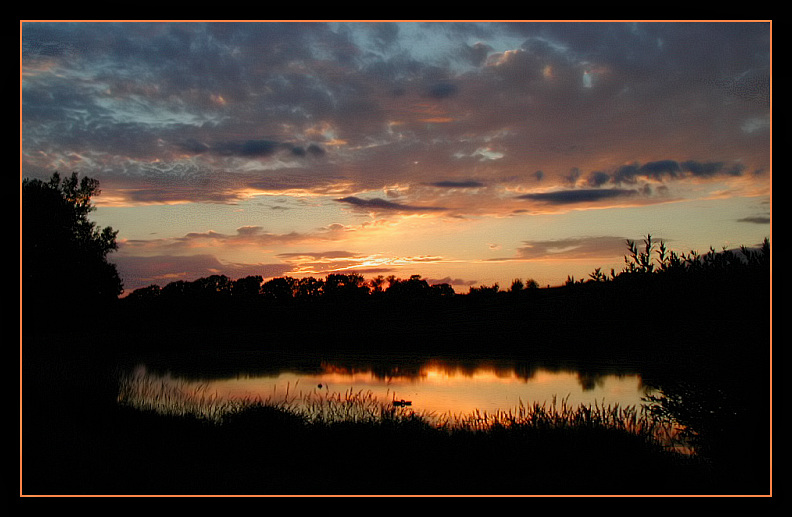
[
  {"x1": 517, "y1": 188, "x2": 639, "y2": 205},
  {"x1": 285, "y1": 143, "x2": 325, "y2": 157},
  {"x1": 602, "y1": 160, "x2": 745, "y2": 185},
  {"x1": 210, "y1": 139, "x2": 280, "y2": 157},
  {"x1": 306, "y1": 143, "x2": 326, "y2": 156},
  {"x1": 737, "y1": 216, "x2": 770, "y2": 224},
  {"x1": 181, "y1": 138, "x2": 328, "y2": 161},
  {"x1": 587, "y1": 171, "x2": 611, "y2": 187},
  {"x1": 426, "y1": 81, "x2": 459, "y2": 99},
  {"x1": 681, "y1": 160, "x2": 744, "y2": 178},
  {"x1": 427, "y1": 181, "x2": 485, "y2": 188},
  {"x1": 639, "y1": 160, "x2": 682, "y2": 180},
  {"x1": 462, "y1": 42, "x2": 494, "y2": 67},
  {"x1": 178, "y1": 139, "x2": 210, "y2": 154},
  {"x1": 240, "y1": 139, "x2": 280, "y2": 156},
  {"x1": 336, "y1": 196, "x2": 447, "y2": 213}
]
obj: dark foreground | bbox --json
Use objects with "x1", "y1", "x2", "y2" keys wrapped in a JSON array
[
  {"x1": 21, "y1": 344, "x2": 743, "y2": 497},
  {"x1": 22, "y1": 307, "x2": 770, "y2": 495},
  {"x1": 22, "y1": 252, "x2": 771, "y2": 496},
  {"x1": 22, "y1": 398, "x2": 713, "y2": 496}
]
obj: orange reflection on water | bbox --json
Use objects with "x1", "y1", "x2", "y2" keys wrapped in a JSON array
[{"x1": 129, "y1": 360, "x2": 655, "y2": 423}]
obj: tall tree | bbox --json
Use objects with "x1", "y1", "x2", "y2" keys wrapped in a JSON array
[{"x1": 22, "y1": 172, "x2": 123, "y2": 321}]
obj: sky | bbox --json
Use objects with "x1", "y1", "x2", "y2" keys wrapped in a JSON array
[{"x1": 20, "y1": 21, "x2": 772, "y2": 294}]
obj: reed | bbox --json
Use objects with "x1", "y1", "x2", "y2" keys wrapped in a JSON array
[
  {"x1": 433, "y1": 394, "x2": 686, "y2": 451},
  {"x1": 117, "y1": 373, "x2": 686, "y2": 454},
  {"x1": 117, "y1": 368, "x2": 255, "y2": 423}
]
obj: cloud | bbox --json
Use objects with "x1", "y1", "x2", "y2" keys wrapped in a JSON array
[
  {"x1": 425, "y1": 276, "x2": 477, "y2": 287},
  {"x1": 21, "y1": 22, "x2": 769, "y2": 212},
  {"x1": 111, "y1": 254, "x2": 294, "y2": 292},
  {"x1": 235, "y1": 139, "x2": 281, "y2": 157},
  {"x1": 513, "y1": 236, "x2": 630, "y2": 261},
  {"x1": 426, "y1": 81, "x2": 459, "y2": 99},
  {"x1": 275, "y1": 250, "x2": 362, "y2": 261},
  {"x1": 737, "y1": 216, "x2": 770, "y2": 224},
  {"x1": 427, "y1": 181, "x2": 485, "y2": 188},
  {"x1": 610, "y1": 160, "x2": 745, "y2": 185},
  {"x1": 517, "y1": 188, "x2": 639, "y2": 205},
  {"x1": 118, "y1": 224, "x2": 347, "y2": 256},
  {"x1": 336, "y1": 196, "x2": 447, "y2": 213}
]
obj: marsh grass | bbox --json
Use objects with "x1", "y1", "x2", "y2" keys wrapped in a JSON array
[
  {"x1": 434, "y1": 394, "x2": 689, "y2": 454},
  {"x1": 117, "y1": 369, "x2": 422, "y2": 427},
  {"x1": 117, "y1": 371, "x2": 688, "y2": 454},
  {"x1": 117, "y1": 368, "x2": 251, "y2": 422}
]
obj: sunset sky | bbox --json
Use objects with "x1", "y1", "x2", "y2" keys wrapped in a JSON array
[{"x1": 21, "y1": 21, "x2": 772, "y2": 294}]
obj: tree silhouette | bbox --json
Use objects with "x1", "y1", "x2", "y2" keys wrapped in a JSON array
[
  {"x1": 261, "y1": 276, "x2": 298, "y2": 302},
  {"x1": 385, "y1": 274, "x2": 431, "y2": 298},
  {"x1": 22, "y1": 172, "x2": 122, "y2": 322},
  {"x1": 368, "y1": 275, "x2": 386, "y2": 295},
  {"x1": 295, "y1": 276, "x2": 324, "y2": 300},
  {"x1": 509, "y1": 278, "x2": 524, "y2": 292},
  {"x1": 323, "y1": 273, "x2": 369, "y2": 300},
  {"x1": 231, "y1": 275, "x2": 263, "y2": 300},
  {"x1": 429, "y1": 282, "x2": 455, "y2": 298}
]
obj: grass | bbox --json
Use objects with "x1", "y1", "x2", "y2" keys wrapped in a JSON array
[
  {"x1": 112, "y1": 386, "x2": 710, "y2": 495},
  {"x1": 119, "y1": 369, "x2": 679, "y2": 436},
  {"x1": 24, "y1": 348, "x2": 763, "y2": 496},
  {"x1": 108, "y1": 372, "x2": 709, "y2": 495}
]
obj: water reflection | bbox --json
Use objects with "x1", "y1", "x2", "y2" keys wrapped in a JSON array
[{"x1": 122, "y1": 357, "x2": 658, "y2": 421}]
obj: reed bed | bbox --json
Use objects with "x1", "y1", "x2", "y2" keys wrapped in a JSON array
[
  {"x1": 286, "y1": 387, "x2": 419, "y2": 425},
  {"x1": 117, "y1": 370, "x2": 420, "y2": 427},
  {"x1": 435, "y1": 394, "x2": 688, "y2": 452},
  {"x1": 117, "y1": 371, "x2": 688, "y2": 454},
  {"x1": 117, "y1": 368, "x2": 253, "y2": 423}
]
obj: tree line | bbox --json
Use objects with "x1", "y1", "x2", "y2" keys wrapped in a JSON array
[
  {"x1": 124, "y1": 272, "x2": 457, "y2": 305},
  {"x1": 125, "y1": 232, "x2": 770, "y2": 305}
]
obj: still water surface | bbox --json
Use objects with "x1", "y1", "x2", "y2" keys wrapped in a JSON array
[{"x1": 123, "y1": 357, "x2": 659, "y2": 421}]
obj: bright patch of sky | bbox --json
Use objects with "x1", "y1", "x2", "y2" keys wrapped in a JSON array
[{"x1": 330, "y1": 22, "x2": 528, "y2": 74}]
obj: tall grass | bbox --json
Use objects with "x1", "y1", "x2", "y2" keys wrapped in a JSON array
[
  {"x1": 435, "y1": 394, "x2": 688, "y2": 453},
  {"x1": 117, "y1": 368, "x2": 252, "y2": 423},
  {"x1": 117, "y1": 371, "x2": 688, "y2": 454},
  {"x1": 117, "y1": 369, "x2": 420, "y2": 427}
]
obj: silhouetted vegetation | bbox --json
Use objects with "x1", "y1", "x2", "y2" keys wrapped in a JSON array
[
  {"x1": 110, "y1": 232, "x2": 769, "y2": 371},
  {"x1": 22, "y1": 172, "x2": 122, "y2": 328},
  {"x1": 21, "y1": 173, "x2": 771, "y2": 496},
  {"x1": 85, "y1": 383, "x2": 709, "y2": 495}
]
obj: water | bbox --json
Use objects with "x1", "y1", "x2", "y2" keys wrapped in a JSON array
[{"x1": 120, "y1": 355, "x2": 660, "y2": 422}]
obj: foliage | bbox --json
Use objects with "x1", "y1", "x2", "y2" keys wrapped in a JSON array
[
  {"x1": 468, "y1": 282, "x2": 499, "y2": 297},
  {"x1": 616, "y1": 233, "x2": 769, "y2": 281},
  {"x1": 22, "y1": 172, "x2": 123, "y2": 317}
]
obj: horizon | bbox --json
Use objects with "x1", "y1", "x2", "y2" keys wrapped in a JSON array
[{"x1": 21, "y1": 21, "x2": 772, "y2": 294}]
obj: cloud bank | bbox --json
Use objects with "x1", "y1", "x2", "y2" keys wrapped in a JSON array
[{"x1": 22, "y1": 22, "x2": 771, "y2": 291}]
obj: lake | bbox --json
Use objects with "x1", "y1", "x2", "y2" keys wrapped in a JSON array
[{"x1": 118, "y1": 353, "x2": 665, "y2": 427}]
